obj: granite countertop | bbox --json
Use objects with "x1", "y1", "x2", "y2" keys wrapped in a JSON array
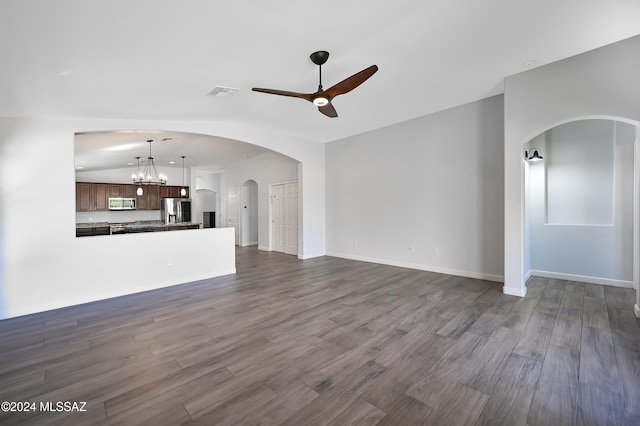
[
  {"x1": 109, "y1": 222, "x2": 201, "y2": 234},
  {"x1": 76, "y1": 221, "x2": 201, "y2": 229},
  {"x1": 76, "y1": 222, "x2": 110, "y2": 228},
  {"x1": 111, "y1": 221, "x2": 200, "y2": 229}
]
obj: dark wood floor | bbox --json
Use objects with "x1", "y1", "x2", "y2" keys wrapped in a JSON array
[{"x1": 1, "y1": 247, "x2": 639, "y2": 425}]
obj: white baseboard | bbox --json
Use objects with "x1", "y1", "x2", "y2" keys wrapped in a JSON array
[
  {"x1": 635, "y1": 304, "x2": 640, "y2": 319},
  {"x1": 503, "y1": 285, "x2": 527, "y2": 297},
  {"x1": 530, "y1": 269, "x2": 633, "y2": 288},
  {"x1": 524, "y1": 269, "x2": 532, "y2": 282},
  {"x1": 326, "y1": 251, "x2": 504, "y2": 283},
  {"x1": 257, "y1": 246, "x2": 271, "y2": 252},
  {"x1": 240, "y1": 241, "x2": 258, "y2": 247}
]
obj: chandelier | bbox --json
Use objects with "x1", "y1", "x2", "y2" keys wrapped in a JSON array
[{"x1": 132, "y1": 139, "x2": 167, "y2": 196}]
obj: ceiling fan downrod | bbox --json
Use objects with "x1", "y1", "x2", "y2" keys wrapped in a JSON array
[{"x1": 310, "y1": 50, "x2": 330, "y2": 93}]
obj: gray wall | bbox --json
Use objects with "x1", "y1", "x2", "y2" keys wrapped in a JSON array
[{"x1": 326, "y1": 95, "x2": 505, "y2": 281}]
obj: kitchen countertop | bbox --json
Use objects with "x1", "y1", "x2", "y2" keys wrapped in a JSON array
[
  {"x1": 76, "y1": 221, "x2": 201, "y2": 232},
  {"x1": 76, "y1": 222, "x2": 110, "y2": 228},
  {"x1": 109, "y1": 221, "x2": 201, "y2": 234}
]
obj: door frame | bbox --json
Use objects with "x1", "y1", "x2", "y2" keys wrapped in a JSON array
[
  {"x1": 227, "y1": 186, "x2": 240, "y2": 246},
  {"x1": 239, "y1": 180, "x2": 258, "y2": 247}
]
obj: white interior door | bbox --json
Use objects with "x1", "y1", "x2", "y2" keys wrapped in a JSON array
[
  {"x1": 271, "y1": 182, "x2": 298, "y2": 255},
  {"x1": 227, "y1": 187, "x2": 240, "y2": 245},
  {"x1": 271, "y1": 184, "x2": 285, "y2": 253},
  {"x1": 284, "y1": 182, "x2": 298, "y2": 255}
]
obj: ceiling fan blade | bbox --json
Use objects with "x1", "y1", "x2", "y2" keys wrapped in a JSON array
[
  {"x1": 252, "y1": 87, "x2": 314, "y2": 102},
  {"x1": 324, "y1": 65, "x2": 378, "y2": 98},
  {"x1": 318, "y1": 102, "x2": 338, "y2": 118}
]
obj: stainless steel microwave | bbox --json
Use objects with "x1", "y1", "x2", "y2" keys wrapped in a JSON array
[{"x1": 108, "y1": 197, "x2": 136, "y2": 210}]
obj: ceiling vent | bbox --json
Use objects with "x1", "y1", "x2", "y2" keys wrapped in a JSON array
[{"x1": 207, "y1": 86, "x2": 239, "y2": 98}]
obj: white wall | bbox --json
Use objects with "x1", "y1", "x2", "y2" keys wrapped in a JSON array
[
  {"x1": 528, "y1": 120, "x2": 635, "y2": 286},
  {"x1": 222, "y1": 151, "x2": 299, "y2": 253},
  {"x1": 326, "y1": 95, "x2": 505, "y2": 281},
  {"x1": 0, "y1": 117, "x2": 325, "y2": 319},
  {"x1": 504, "y1": 34, "x2": 640, "y2": 297}
]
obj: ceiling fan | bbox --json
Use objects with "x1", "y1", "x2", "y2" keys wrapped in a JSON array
[{"x1": 252, "y1": 51, "x2": 378, "y2": 118}]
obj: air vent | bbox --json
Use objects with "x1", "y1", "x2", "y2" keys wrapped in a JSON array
[{"x1": 207, "y1": 86, "x2": 239, "y2": 98}]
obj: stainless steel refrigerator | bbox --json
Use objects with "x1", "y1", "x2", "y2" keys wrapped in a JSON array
[{"x1": 161, "y1": 198, "x2": 192, "y2": 224}]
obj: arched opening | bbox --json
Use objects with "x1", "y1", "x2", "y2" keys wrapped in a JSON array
[
  {"x1": 240, "y1": 180, "x2": 258, "y2": 247},
  {"x1": 195, "y1": 189, "x2": 217, "y2": 228},
  {"x1": 521, "y1": 118, "x2": 639, "y2": 310},
  {"x1": 74, "y1": 129, "x2": 300, "y2": 249}
]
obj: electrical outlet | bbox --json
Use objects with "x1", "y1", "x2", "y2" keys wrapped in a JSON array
[
  {"x1": 354, "y1": 240, "x2": 359, "y2": 247},
  {"x1": 433, "y1": 247, "x2": 439, "y2": 256},
  {"x1": 167, "y1": 258, "x2": 173, "y2": 266}
]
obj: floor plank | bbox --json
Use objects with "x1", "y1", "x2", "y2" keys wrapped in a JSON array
[
  {"x1": 579, "y1": 326, "x2": 621, "y2": 394},
  {"x1": 576, "y1": 382, "x2": 627, "y2": 426},
  {"x1": 615, "y1": 344, "x2": 640, "y2": 423},
  {"x1": 550, "y1": 306, "x2": 583, "y2": 350},
  {"x1": 326, "y1": 397, "x2": 387, "y2": 426},
  {"x1": 512, "y1": 310, "x2": 556, "y2": 361},
  {"x1": 527, "y1": 344, "x2": 579, "y2": 426},
  {"x1": 476, "y1": 353, "x2": 542, "y2": 426},
  {"x1": 583, "y1": 296, "x2": 610, "y2": 330}
]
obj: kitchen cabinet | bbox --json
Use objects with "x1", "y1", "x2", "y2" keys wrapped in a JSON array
[
  {"x1": 76, "y1": 225, "x2": 110, "y2": 237},
  {"x1": 160, "y1": 185, "x2": 189, "y2": 198},
  {"x1": 76, "y1": 182, "x2": 190, "y2": 211},
  {"x1": 148, "y1": 185, "x2": 160, "y2": 210},
  {"x1": 137, "y1": 185, "x2": 161, "y2": 210},
  {"x1": 76, "y1": 182, "x2": 93, "y2": 212},
  {"x1": 75, "y1": 182, "x2": 108, "y2": 211},
  {"x1": 94, "y1": 184, "x2": 108, "y2": 211},
  {"x1": 108, "y1": 184, "x2": 123, "y2": 197},
  {"x1": 122, "y1": 184, "x2": 137, "y2": 198}
]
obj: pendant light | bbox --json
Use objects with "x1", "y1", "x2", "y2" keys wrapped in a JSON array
[
  {"x1": 132, "y1": 157, "x2": 144, "y2": 195},
  {"x1": 180, "y1": 156, "x2": 187, "y2": 197}
]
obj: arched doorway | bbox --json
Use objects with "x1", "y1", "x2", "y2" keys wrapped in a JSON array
[
  {"x1": 195, "y1": 189, "x2": 217, "y2": 228},
  {"x1": 522, "y1": 118, "x2": 639, "y2": 311}
]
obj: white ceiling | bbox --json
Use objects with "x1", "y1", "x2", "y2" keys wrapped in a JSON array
[{"x1": 2, "y1": 1, "x2": 640, "y2": 170}]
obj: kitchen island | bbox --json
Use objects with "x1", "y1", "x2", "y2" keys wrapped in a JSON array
[{"x1": 76, "y1": 221, "x2": 201, "y2": 237}]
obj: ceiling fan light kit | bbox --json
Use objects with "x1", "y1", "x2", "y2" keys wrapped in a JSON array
[{"x1": 252, "y1": 50, "x2": 378, "y2": 117}]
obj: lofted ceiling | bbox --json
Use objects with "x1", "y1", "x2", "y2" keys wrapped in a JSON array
[{"x1": 2, "y1": 0, "x2": 640, "y2": 170}]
